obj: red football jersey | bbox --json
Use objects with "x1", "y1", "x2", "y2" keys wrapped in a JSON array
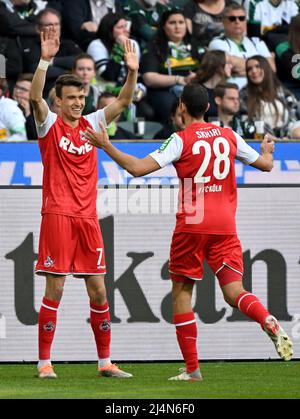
[
  {"x1": 37, "y1": 110, "x2": 106, "y2": 218},
  {"x1": 151, "y1": 122, "x2": 259, "y2": 235}
]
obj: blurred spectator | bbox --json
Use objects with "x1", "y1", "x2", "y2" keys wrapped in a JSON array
[
  {"x1": 20, "y1": 7, "x2": 82, "y2": 95},
  {"x1": 246, "y1": 0, "x2": 298, "y2": 51},
  {"x1": 0, "y1": 77, "x2": 27, "y2": 141},
  {"x1": 61, "y1": 0, "x2": 122, "y2": 50},
  {"x1": 214, "y1": 82, "x2": 245, "y2": 136},
  {"x1": 121, "y1": 0, "x2": 172, "y2": 47},
  {"x1": 87, "y1": 12, "x2": 153, "y2": 120},
  {"x1": 141, "y1": 9, "x2": 203, "y2": 123},
  {"x1": 0, "y1": 0, "x2": 45, "y2": 37},
  {"x1": 184, "y1": 0, "x2": 228, "y2": 47},
  {"x1": 47, "y1": 85, "x2": 61, "y2": 113},
  {"x1": 87, "y1": 13, "x2": 140, "y2": 83},
  {"x1": 0, "y1": 36, "x2": 23, "y2": 84},
  {"x1": 275, "y1": 13, "x2": 300, "y2": 100},
  {"x1": 208, "y1": 2, "x2": 275, "y2": 89},
  {"x1": 153, "y1": 97, "x2": 184, "y2": 139},
  {"x1": 97, "y1": 91, "x2": 138, "y2": 139},
  {"x1": 12, "y1": 72, "x2": 37, "y2": 139},
  {"x1": 192, "y1": 49, "x2": 232, "y2": 119},
  {"x1": 239, "y1": 55, "x2": 300, "y2": 139},
  {"x1": 72, "y1": 53, "x2": 101, "y2": 114}
]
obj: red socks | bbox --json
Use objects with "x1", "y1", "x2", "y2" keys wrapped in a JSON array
[
  {"x1": 174, "y1": 312, "x2": 199, "y2": 373},
  {"x1": 38, "y1": 297, "x2": 59, "y2": 360},
  {"x1": 90, "y1": 302, "x2": 111, "y2": 359},
  {"x1": 236, "y1": 291, "x2": 270, "y2": 328}
]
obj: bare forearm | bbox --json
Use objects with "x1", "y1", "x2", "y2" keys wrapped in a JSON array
[
  {"x1": 143, "y1": 72, "x2": 182, "y2": 88},
  {"x1": 118, "y1": 69, "x2": 138, "y2": 107},
  {"x1": 102, "y1": 141, "x2": 141, "y2": 177},
  {"x1": 30, "y1": 65, "x2": 48, "y2": 102}
]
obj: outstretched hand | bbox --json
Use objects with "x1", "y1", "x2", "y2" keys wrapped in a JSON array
[
  {"x1": 40, "y1": 26, "x2": 60, "y2": 61},
  {"x1": 124, "y1": 39, "x2": 139, "y2": 72},
  {"x1": 84, "y1": 122, "x2": 110, "y2": 149}
]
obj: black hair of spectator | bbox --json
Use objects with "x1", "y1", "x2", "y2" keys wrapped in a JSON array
[
  {"x1": 97, "y1": 91, "x2": 117, "y2": 107},
  {"x1": 35, "y1": 7, "x2": 62, "y2": 26},
  {"x1": 180, "y1": 84, "x2": 209, "y2": 118},
  {"x1": 55, "y1": 74, "x2": 85, "y2": 98},
  {"x1": 194, "y1": 50, "x2": 227, "y2": 84},
  {"x1": 73, "y1": 53, "x2": 96, "y2": 71},
  {"x1": 16, "y1": 73, "x2": 34, "y2": 83},
  {"x1": 223, "y1": 2, "x2": 246, "y2": 17},
  {"x1": 170, "y1": 97, "x2": 180, "y2": 117},
  {"x1": 153, "y1": 9, "x2": 196, "y2": 63},
  {"x1": 214, "y1": 82, "x2": 239, "y2": 99},
  {"x1": 96, "y1": 13, "x2": 129, "y2": 53},
  {"x1": 288, "y1": 14, "x2": 300, "y2": 55}
]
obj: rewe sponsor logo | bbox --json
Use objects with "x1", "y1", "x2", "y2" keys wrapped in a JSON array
[{"x1": 59, "y1": 136, "x2": 93, "y2": 155}]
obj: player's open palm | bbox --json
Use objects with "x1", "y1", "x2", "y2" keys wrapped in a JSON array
[
  {"x1": 124, "y1": 39, "x2": 139, "y2": 72},
  {"x1": 84, "y1": 122, "x2": 110, "y2": 149},
  {"x1": 41, "y1": 26, "x2": 60, "y2": 61}
]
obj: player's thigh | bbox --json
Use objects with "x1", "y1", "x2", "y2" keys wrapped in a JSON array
[
  {"x1": 73, "y1": 218, "x2": 106, "y2": 276},
  {"x1": 206, "y1": 234, "x2": 244, "y2": 286},
  {"x1": 36, "y1": 214, "x2": 77, "y2": 274},
  {"x1": 169, "y1": 232, "x2": 208, "y2": 281}
]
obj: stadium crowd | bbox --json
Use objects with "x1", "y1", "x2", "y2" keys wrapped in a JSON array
[{"x1": 1, "y1": 0, "x2": 300, "y2": 140}]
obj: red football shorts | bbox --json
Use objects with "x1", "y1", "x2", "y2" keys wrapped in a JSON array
[
  {"x1": 35, "y1": 214, "x2": 106, "y2": 277},
  {"x1": 169, "y1": 232, "x2": 243, "y2": 286}
]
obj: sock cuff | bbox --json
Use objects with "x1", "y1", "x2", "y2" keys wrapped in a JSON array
[
  {"x1": 42, "y1": 297, "x2": 59, "y2": 311},
  {"x1": 90, "y1": 301, "x2": 109, "y2": 314},
  {"x1": 235, "y1": 292, "x2": 256, "y2": 310},
  {"x1": 173, "y1": 312, "x2": 196, "y2": 327}
]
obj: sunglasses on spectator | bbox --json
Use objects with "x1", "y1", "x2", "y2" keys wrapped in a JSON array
[{"x1": 225, "y1": 16, "x2": 246, "y2": 22}]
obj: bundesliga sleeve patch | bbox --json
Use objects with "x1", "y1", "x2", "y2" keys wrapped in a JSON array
[{"x1": 158, "y1": 134, "x2": 176, "y2": 153}]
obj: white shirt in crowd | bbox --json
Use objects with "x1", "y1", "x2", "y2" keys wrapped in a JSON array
[
  {"x1": 245, "y1": 0, "x2": 298, "y2": 33},
  {"x1": 208, "y1": 35, "x2": 272, "y2": 89},
  {"x1": 0, "y1": 97, "x2": 27, "y2": 142}
]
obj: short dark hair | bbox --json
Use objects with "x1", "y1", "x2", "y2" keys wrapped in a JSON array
[
  {"x1": 16, "y1": 73, "x2": 34, "y2": 83},
  {"x1": 97, "y1": 91, "x2": 117, "y2": 107},
  {"x1": 223, "y1": 2, "x2": 246, "y2": 18},
  {"x1": 36, "y1": 7, "x2": 62, "y2": 26},
  {"x1": 180, "y1": 84, "x2": 209, "y2": 118},
  {"x1": 214, "y1": 82, "x2": 239, "y2": 99},
  {"x1": 55, "y1": 74, "x2": 85, "y2": 98},
  {"x1": 73, "y1": 53, "x2": 96, "y2": 71}
]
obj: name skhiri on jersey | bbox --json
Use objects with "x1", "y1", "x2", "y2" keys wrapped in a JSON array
[{"x1": 59, "y1": 136, "x2": 93, "y2": 155}]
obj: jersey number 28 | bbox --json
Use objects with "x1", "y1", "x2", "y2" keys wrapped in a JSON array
[{"x1": 192, "y1": 137, "x2": 230, "y2": 184}]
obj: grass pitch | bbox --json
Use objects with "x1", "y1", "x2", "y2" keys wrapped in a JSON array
[{"x1": 0, "y1": 361, "x2": 299, "y2": 399}]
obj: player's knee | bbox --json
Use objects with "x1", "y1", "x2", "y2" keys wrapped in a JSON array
[
  {"x1": 88, "y1": 286, "x2": 107, "y2": 305},
  {"x1": 45, "y1": 283, "x2": 64, "y2": 302}
]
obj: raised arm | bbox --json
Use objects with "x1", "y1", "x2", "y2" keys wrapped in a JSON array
[
  {"x1": 30, "y1": 27, "x2": 60, "y2": 124},
  {"x1": 84, "y1": 122, "x2": 160, "y2": 177},
  {"x1": 104, "y1": 39, "x2": 138, "y2": 124},
  {"x1": 250, "y1": 134, "x2": 275, "y2": 172}
]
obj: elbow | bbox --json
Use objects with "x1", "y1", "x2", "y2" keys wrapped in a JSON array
[
  {"x1": 127, "y1": 163, "x2": 144, "y2": 178},
  {"x1": 30, "y1": 96, "x2": 42, "y2": 105},
  {"x1": 128, "y1": 168, "x2": 143, "y2": 177},
  {"x1": 262, "y1": 163, "x2": 273, "y2": 172}
]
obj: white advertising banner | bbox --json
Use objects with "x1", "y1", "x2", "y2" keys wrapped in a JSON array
[{"x1": 0, "y1": 186, "x2": 299, "y2": 362}]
